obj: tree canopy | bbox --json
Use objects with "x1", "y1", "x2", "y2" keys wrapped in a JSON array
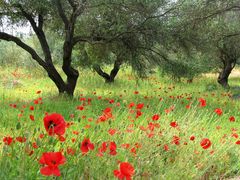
[{"x1": 1, "y1": 0, "x2": 240, "y2": 96}]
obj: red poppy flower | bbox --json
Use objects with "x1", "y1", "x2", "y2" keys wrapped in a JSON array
[
  {"x1": 109, "y1": 142, "x2": 117, "y2": 155},
  {"x1": 134, "y1": 91, "x2": 139, "y2": 94},
  {"x1": 136, "y1": 103, "x2": 144, "y2": 109},
  {"x1": 190, "y1": 136, "x2": 195, "y2": 141},
  {"x1": 214, "y1": 108, "x2": 222, "y2": 116},
  {"x1": 39, "y1": 134, "x2": 44, "y2": 139},
  {"x1": 30, "y1": 106, "x2": 34, "y2": 111},
  {"x1": 16, "y1": 136, "x2": 26, "y2": 143},
  {"x1": 148, "y1": 123, "x2": 155, "y2": 131},
  {"x1": 172, "y1": 136, "x2": 180, "y2": 145},
  {"x1": 130, "y1": 147, "x2": 137, "y2": 156},
  {"x1": 30, "y1": 114, "x2": 35, "y2": 121},
  {"x1": 128, "y1": 102, "x2": 135, "y2": 108},
  {"x1": 76, "y1": 105, "x2": 84, "y2": 111},
  {"x1": 200, "y1": 138, "x2": 211, "y2": 149},
  {"x1": 136, "y1": 110, "x2": 143, "y2": 118},
  {"x1": 164, "y1": 144, "x2": 169, "y2": 151},
  {"x1": 98, "y1": 142, "x2": 108, "y2": 157},
  {"x1": 58, "y1": 135, "x2": 66, "y2": 142},
  {"x1": 67, "y1": 147, "x2": 76, "y2": 155},
  {"x1": 104, "y1": 107, "x2": 112, "y2": 114},
  {"x1": 199, "y1": 98, "x2": 206, "y2": 107},
  {"x1": 39, "y1": 152, "x2": 66, "y2": 177},
  {"x1": 229, "y1": 116, "x2": 235, "y2": 122},
  {"x1": 170, "y1": 121, "x2": 178, "y2": 128},
  {"x1": 121, "y1": 143, "x2": 130, "y2": 149},
  {"x1": 152, "y1": 114, "x2": 160, "y2": 121},
  {"x1": 113, "y1": 162, "x2": 135, "y2": 180},
  {"x1": 109, "y1": 99, "x2": 115, "y2": 104},
  {"x1": 97, "y1": 108, "x2": 113, "y2": 123},
  {"x1": 43, "y1": 113, "x2": 66, "y2": 136},
  {"x1": 32, "y1": 142, "x2": 39, "y2": 149},
  {"x1": 236, "y1": 140, "x2": 240, "y2": 145},
  {"x1": 3, "y1": 136, "x2": 13, "y2": 145},
  {"x1": 98, "y1": 142, "x2": 117, "y2": 156},
  {"x1": 80, "y1": 138, "x2": 94, "y2": 154},
  {"x1": 232, "y1": 133, "x2": 238, "y2": 139},
  {"x1": 108, "y1": 128, "x2": 117, "y2": 136}
]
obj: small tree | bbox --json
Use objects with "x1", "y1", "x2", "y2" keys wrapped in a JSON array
[
  {"x1": 167, "y1": 0, "x2": 240, "y2": 86},
  {"x1": 0, "y1": 0, "x2": 89, "y2": 96},
  {"x1": 74, "y1": 0, "x2": 187, "y2": 82}
]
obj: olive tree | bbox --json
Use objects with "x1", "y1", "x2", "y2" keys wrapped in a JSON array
[{"x1": 0, "y1": 0, "x2": 89, "y2": 96}]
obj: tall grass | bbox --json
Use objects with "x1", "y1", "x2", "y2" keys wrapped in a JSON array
[{"x1": 0, "y1": 67, "x2": 239, "y2": 179}]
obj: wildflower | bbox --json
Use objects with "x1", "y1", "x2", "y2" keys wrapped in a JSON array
[
  {"x1": 136, "y1": 103, "x2": 144, "y2": 109},
  {"x1": 16, "y1": 136, "x2": 26, "y2": 143},
  {"x1": 113, "y1": 162, "x2": 135, "y2": 180},
  {"x1": 152, "y1": 114, "x2": 160, "y2": 121},
  {"x1": 30, "y1": 114, "x2": 35, "y2": 121},
  {"x1": 98, "y1": 142, "x2": 117, "y2": 156},
  {"x1": 214, "y1": 108, "x2": 222, "y2": 116},
  {"x1": 76, "y1": 105, "x2": 84, "y2": 111},
  {"x1": 128, "y1": 102, "x2": 135, "y2": 108},
  {"x1": 200, "y1": 138, "x2": 211, "y2": 149},
  {"x1": 172, "y1": 136, "x2": 180, "y2": 145},
  {"x1": 229, "y1": 116, "x2": 235, "y2": 122},
  {"x1": 170, "y1": 121, "x2": 178, "y2": 128},
  {"x1": 108, "y1": 128, "x2": 117, "y2": 136},
  {"x1": 43, "y1": 113, "x2": 66, "y2": 136},
  {"x1": 3, "y1": 136, "x2": 13, "y2": 145},
  {"x1": 190, "y1": 136, "x2": 195, "y2": 141},
  {"x1": 67, "y1": 147, "x2": 76, "y2": 155},
  {"x1": 164, "y1": 144, "x2": 169, "y2": 151},
  {"x1": 80, "y1": 138, "x2": 94, "y2": 154},
  {"x1": 39, "y1": 152, "x2": 66, "y2": 176},
  {"x1": 199, "y1": 98, "x2": 206, "y2": 107}
]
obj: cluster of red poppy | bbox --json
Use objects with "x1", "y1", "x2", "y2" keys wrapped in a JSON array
[
  {"x1": 1, "y1": 89, "x2": 239, "y2": 179},
  {"x1": 41, "y1": 113, "x2": 134, "y2": 178}
]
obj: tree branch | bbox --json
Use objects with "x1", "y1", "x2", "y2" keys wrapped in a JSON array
[
  {"x1": 73, "y1": 35, "x2": 106, "y2": 45},
  {"x1": 67, "y1": 0, "x2": 77, "y2": 9},
  {"x1": 193, "y1": 5, "x2": 240, "y2": 23},
  {"x1": 15, "y1": 4, "x2": 53, "y2": 63},
  {"x1": 0, "y1": 32, "x2": 46, "y2": 68},
  {"x1": 55, "y1": 0, "x2": 69, "y2": 29},
  {"x1": 38, "y1": 14, "x2": 44, "y2": 29}
]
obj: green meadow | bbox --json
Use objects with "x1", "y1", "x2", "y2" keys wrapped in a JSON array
[{"x1": 0, "y1": 67, "x2": 239, "y2": 179}]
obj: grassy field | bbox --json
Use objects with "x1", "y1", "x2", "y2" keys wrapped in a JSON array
[{"x1": 0, "y1": 67, "x2": 239, "y2": 180}]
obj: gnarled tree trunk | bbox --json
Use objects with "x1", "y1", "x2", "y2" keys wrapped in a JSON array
[
  {"x1": 217, "y1": 49, "x2": 236, "y2": 88},
  {"x1": 62, "y1": 66, "x2": 79, "y2": 96},
  {"x1": 93, "y1": 55, "x2": 122, "y2": 83},
  {"x1": 0, "y1": 1, "x2": 87, "y2": 97},
  {"x1": 46, "y1": 64, "x2": 66, "y2": 94},
  {"x1": 217, "y1": 62, "x2": 233, "y2": 88}
]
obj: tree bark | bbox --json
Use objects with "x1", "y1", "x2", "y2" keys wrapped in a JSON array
[
  {"x1": 56, "y1": 0, "x2": 85, "y2": 96},
  {"x1": 217, "y1": 49, "x2": 236, "y2": 88},
  {"x1": 46, "y1": 64, "x2": 66, "y2": 94},
  {"x1": 93, "y1": 56, "x2": 122, "y2": 83},
  {"x1": 217, "y1": 61, "x2": 234, "y2": 88},
  {"x1": 62, "y1": 65, "x2": 79, "y2": 96},
  {"x1": 108, "y1": 58, "x2": 121, "y2": 82}
]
